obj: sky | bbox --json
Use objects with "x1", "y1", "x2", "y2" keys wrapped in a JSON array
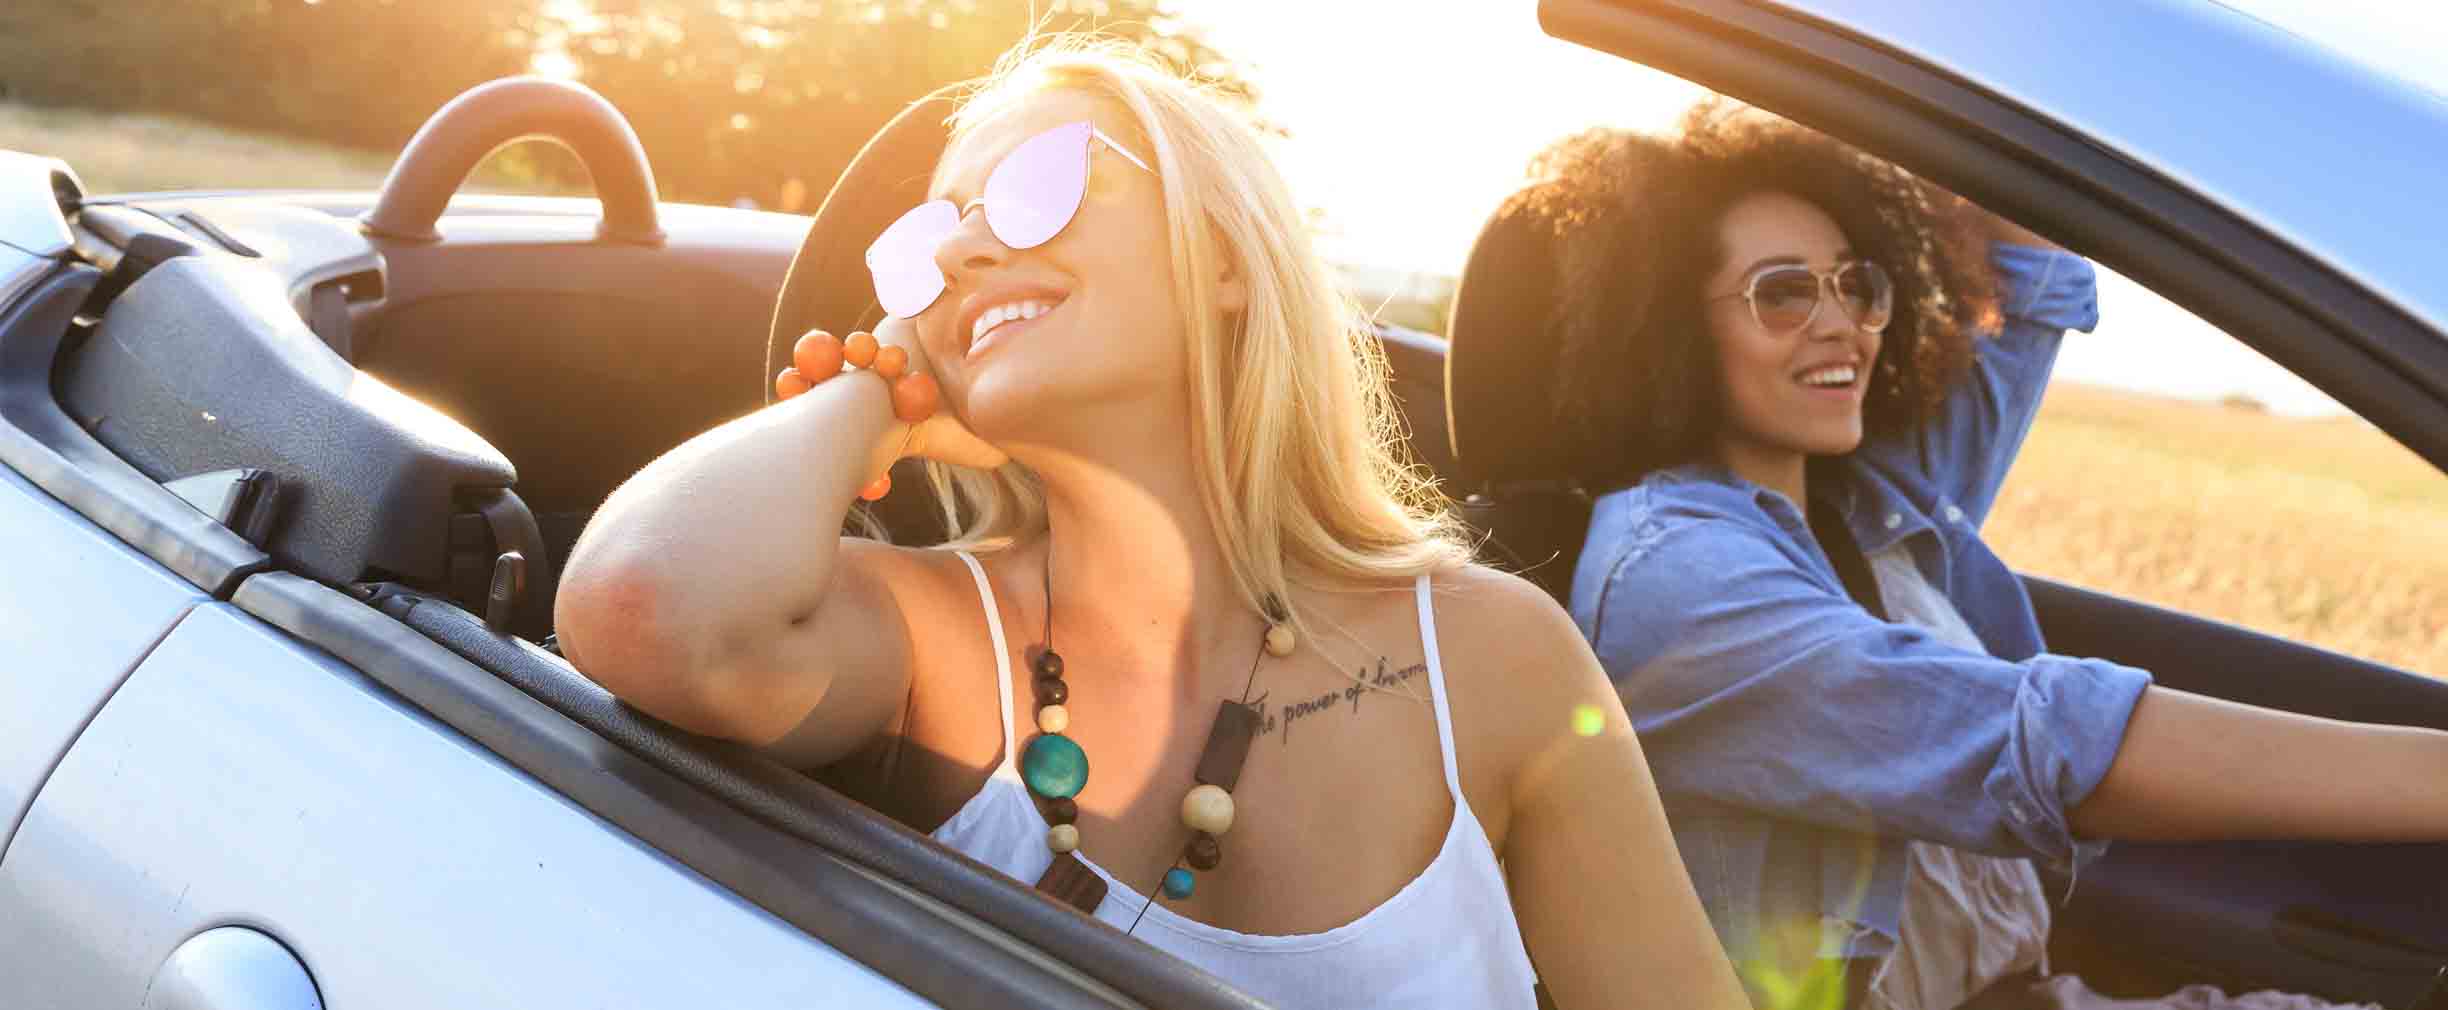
[{"x1": 1176, "y1": 0, "x2": 2448, "y2": 417}]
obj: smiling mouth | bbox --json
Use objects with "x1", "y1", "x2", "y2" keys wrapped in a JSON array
[
  {"x1": 968, "y1": 296, "x2": 1065, "y2": 359},
  {"x1": 1796, "y1": 363, "x2": 1860, "y2": 391}
]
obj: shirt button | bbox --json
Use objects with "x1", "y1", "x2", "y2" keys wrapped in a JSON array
[
  {"x1": 1884, "y1": 513, "x2": 1902, "y2": 530},
  {"x1": 1945, "y1": 505, "x2": 1965, "y2": 523}
]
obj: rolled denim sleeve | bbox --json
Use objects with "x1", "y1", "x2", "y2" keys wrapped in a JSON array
[
  {"x1": 1869, "y1": 243, "x2": 2099, "y2": 527},
  {"x1": 1587, "y1": 517, "x2": 2151, "y2": 869}
]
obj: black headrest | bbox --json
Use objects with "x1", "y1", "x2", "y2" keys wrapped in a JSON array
[
  {"x1": 764, "y1": 84, "x2": 964, "y2": 401},
  {"x1": 1442, "y1": 198, "x2": 1575, "y2": 489}
]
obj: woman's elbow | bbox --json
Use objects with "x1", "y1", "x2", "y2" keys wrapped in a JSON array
[{"x1": 555, "y1": 564, "x2": 735, "y2": 729}]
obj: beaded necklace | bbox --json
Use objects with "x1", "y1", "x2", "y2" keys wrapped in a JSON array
[{"x1": 1019, "y1": 546, "x2": 1292, "y2": 923}]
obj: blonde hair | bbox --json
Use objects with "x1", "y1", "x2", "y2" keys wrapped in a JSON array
[{"x1": 918, "y1": 35, "x2": 1471, "y2": 621}]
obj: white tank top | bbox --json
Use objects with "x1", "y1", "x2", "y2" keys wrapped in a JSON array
[{"x1": 931, "y1": 552, "x2": 1540, "y2": 1009}]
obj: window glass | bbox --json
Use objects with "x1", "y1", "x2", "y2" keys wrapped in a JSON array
[{"x1": 1986, "y1": 266, "x2": 2448, "y2": 676}]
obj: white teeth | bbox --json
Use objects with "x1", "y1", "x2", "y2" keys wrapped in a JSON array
[
  {"x1": 971, "y1": 297, "x2": 1059, "y2": 345},
  {"x1": 1800, "y1": 365, "x2": 1858, "y2": 388}
]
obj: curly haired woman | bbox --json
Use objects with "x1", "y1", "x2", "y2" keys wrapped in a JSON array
[{"x1": 1507, "y1": 104, "x2": 2448, "y2": 1010}]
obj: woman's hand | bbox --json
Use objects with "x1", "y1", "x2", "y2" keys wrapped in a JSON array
[{"x1": 774, "y1": 322, "x2": 1008, "y2": 472}]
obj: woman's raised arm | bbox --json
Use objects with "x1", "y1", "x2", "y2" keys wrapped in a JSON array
[
  {"x1": 554, "y1": 322, "x2": 990, "y2": 767},
  {"x1": 1861, "y1": 233, "x2": 2097, "y2": 528}
]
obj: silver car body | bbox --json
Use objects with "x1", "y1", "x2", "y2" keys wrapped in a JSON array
[{"x1": 0, "y1": 164, "x2": 935, "y2": 1005}]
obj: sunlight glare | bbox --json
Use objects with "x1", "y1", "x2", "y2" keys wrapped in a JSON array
[
  {"x1": 530, "y1": 0, "x2": 594, "y2": 79},
  {"x1": 1181, "y1": 0, "x2": 1703, "y2": 276}
]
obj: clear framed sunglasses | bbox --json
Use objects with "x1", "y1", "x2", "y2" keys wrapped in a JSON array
[
  {"x1": 1707, "y1": 260, "x2": 1895, "y2": 335},
  {"x1": 864, "y1": 119, "x2": 1155, "y2": 319}
]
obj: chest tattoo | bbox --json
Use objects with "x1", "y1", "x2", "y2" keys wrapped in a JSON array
[{"x1": 1251, "y1": 658, "x2": 1429, "y2": 746}]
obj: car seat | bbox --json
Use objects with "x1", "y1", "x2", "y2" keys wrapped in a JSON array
[{"x1": 1442, "y1": 196, "x2": 1595, "y2": 604}]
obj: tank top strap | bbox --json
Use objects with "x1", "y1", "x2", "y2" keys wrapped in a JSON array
[
  {"x1": 953, "y1": 551, "x2": 1022, "y2": 781},
  {"x1": 1412, "y1": 573, "x2": 1465, "y2": 800}
]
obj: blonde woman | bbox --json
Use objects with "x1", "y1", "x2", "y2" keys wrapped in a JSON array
[{"x1": 555, "y1": 38, "x2": 1745, "y2": 1010}]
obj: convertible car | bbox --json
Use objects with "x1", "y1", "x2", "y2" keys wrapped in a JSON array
[{"x1": 4, "y1": 0, "x2": 2444, "y2": 1007}]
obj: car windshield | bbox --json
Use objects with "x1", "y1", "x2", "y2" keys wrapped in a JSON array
[{"x1": 2212, "y1": 0, "x2": 2448, "y2": 103}]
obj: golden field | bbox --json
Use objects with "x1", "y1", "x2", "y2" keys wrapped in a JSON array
[
  {"x1": 1988, "y1": 383, "x2": 2447, "y2": 676},
  {"x1": 0, "y1": 100, "x2": 564, "y2": 196}
]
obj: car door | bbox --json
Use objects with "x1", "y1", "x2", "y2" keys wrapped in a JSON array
[
  {"x1": 1533, "y1": 0, "x2": 2448, "y2": 1004},
  {"x1": 0, "y1": 170, "x2": 942, "y2": 1009},
  {"x1": 1, "y1": 597, "x2": 948, "y2": 1008},
  {"x1": 2, "y1": 144, "x2": 1277, "y2": 1009},
  {"x1": 0, "y1": 201, "x2": 210, "y2": 862}
]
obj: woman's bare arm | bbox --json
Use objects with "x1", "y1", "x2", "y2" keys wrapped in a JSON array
[
  {"x1": 2071, "y1": 685, "x2": 2448, "y2": 842},
  {"x1": 1450, "y1": 571, "x2": 1749, "y2": 1010},
  {"x1": 554, "y1": 331, "x2": 918, "y2": 764}
]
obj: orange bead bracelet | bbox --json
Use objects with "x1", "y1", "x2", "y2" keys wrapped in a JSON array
[{"x1": 782, "y1": 330, "x2": 939, "y2": 424}]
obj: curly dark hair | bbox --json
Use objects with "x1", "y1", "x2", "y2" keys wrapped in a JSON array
[{"x1": 1501, "y1": 102, "x2": 2001, "y2": 489}]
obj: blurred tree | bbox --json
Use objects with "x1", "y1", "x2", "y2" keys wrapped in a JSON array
[
  {"x1": 0, "y1": 0, "x2": 1250, "y2": 206},
  {"x1": 559, "y1": 0, "x2": 1252, "y2": 204},
  {"x1": 0, "y1": 0, "x2": 546, "y2": 154}
]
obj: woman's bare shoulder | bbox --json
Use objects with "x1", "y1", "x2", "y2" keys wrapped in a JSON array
[
  {"x1": 1422, "y1": 564, "x2": 1619, "y2": 822},
  {"x1": 837, "y1": 537, "x2": 981, "y2": 603},
  {"x1": 1428, "y1": 563, "x2": 1592, "y2": 674}
]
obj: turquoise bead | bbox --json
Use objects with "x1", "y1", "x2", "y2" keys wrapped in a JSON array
[
  {"x1": 1020, "y1": 733, "x2": 1090, "y2": 799},
  {"x1": 1161, "y1": 868, "x2": 1195, "y2": 900}
]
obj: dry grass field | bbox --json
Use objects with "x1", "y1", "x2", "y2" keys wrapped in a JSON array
[
  {"x1": 0, "y1": 100, "x2": 568, "y2": 196},
  {"x1": 1989, "y1": 383, "x2": 2447, "y2": 676}
]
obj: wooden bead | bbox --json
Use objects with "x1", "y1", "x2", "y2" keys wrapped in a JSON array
[
  {"x1": 1043, "y1": 796, "x2": 1078, "y2": 825},
  {"x1": 1161, "y1": 867, "x2": 1195, "y2": 900},
  {"x1": 1264, "y1": 623, "x2": 1296, "y2": 657},
  {"x1": 1046, "y1": 823, "x2": 1080, "y2": 854},
  {"x1": 1021, "y1": 734, "x2": 1089, "y2": 799},
  {"x1": 890, "y1": 372, "x2": 938, "y2": 422},
  {"x1": 773, "y1": 367, "x2": 812, "y2": 400},
  {"x1": 1032, "y1": 649, "x2": 1066, "y2": 679},
  {"x1": 793, "y1": 330, "x2": 844, "y2": 379},
  {"x1": 1033, "y1": 676, "x2": 1069, "y2": 706},
  {"x1": 1193, "y1": 700, "x2": 1257, "y2": 792},
  {"x1": 1036, "y1": 704, "x2": 1071, "y2": 735},
  {"x1": 873, "y1": 344, "x2": 908, "y2": 380},
  {"x1": 1181, "y1": 783, "x2": 1235, "y2": 836},
  {"x1": 1036, "y1": 851, "x2": 1107, "y2": 913},
  {"x1": 843, "y1": 330, "x2": 878, "y2": 368},
  {"x1": 1184, "y1": 832, "x2": 1221, "y2": 871}
]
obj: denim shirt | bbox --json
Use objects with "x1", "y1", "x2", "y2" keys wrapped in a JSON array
[{"x1": 1568, "y1": 245, "x2": 2154, "y2": 965}]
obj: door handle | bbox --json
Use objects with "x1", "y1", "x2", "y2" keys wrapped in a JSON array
[{"x1": 144, "y1": 927, "x2": 324, "y2": 1010}]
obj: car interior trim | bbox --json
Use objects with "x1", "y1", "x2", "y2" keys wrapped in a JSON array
[{"x1": 0, "y1": 266, "x2": 271, "y2": 597}]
